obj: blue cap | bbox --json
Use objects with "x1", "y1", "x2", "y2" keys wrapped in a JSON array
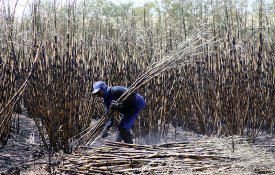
[{"x1": 92, "y1": 81, "x2": 105, "y2": 94}]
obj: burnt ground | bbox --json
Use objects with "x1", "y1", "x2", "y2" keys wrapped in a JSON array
[
  {"x1": 0, "y1": 115, "x2": 48, "y2": 175},
  {"x1": 0, "y1": 115, "x2": 274, "y2": 175}
]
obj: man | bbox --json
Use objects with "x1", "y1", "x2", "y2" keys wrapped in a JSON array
[{"x1": 92, "y1": 81, "x2": 145, "y2": 144}]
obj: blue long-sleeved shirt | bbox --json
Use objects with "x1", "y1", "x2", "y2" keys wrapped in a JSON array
[{"x1": 103, "y1": 86, "x2": 141, "y2": 129}]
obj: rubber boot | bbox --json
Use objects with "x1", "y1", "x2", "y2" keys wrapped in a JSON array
[{"x1": 118, "y1": 127, "x2": 133, "y2": 144}]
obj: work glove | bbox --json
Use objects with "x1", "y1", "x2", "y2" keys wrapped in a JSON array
[
  {"x1": 101, "y1": 127, "x2": 109, "y2": 138},
  {"x1": 109, "y1": 100, "x2": 123, "y2": 110}
]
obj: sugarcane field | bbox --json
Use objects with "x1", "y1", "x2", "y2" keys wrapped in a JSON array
[{"x1": 0, "y1": 0, "x2": 275, "y2": 174}]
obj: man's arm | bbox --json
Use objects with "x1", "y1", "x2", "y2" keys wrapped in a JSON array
[
  {"x1": 101, "y1": 111, "x2": 114, "y2": 138},
  {"x1": 105, "y1": 116, "x2": 114, "y2": 130},
  {"x1": 101, "y1": 98, "x2": 114, "y2": 138}
]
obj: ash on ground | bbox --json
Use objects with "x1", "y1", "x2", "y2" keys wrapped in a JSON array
[{"x1": 0, "y1": 115, "x2": 48, "y2": 175}]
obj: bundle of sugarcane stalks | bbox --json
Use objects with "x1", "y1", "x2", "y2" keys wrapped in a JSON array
[
  {"x1": 69, "y1": 28, "x2": 215, "y2": 148},
  {"x1": 56, "y1": 136, "x2": 275, "y2": 174}
]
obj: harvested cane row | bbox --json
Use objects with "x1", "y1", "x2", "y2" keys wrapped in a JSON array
[
  {"x1": 1, "y1": 0, "x2": 275, "y2": 151},
  {"x1": 56, "y1": 137, "x2": 275, "y2": 174}
]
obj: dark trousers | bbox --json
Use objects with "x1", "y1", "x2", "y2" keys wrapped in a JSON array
[{"x1": 116, "y1": 95, "x2": 145, "y2": 144}]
